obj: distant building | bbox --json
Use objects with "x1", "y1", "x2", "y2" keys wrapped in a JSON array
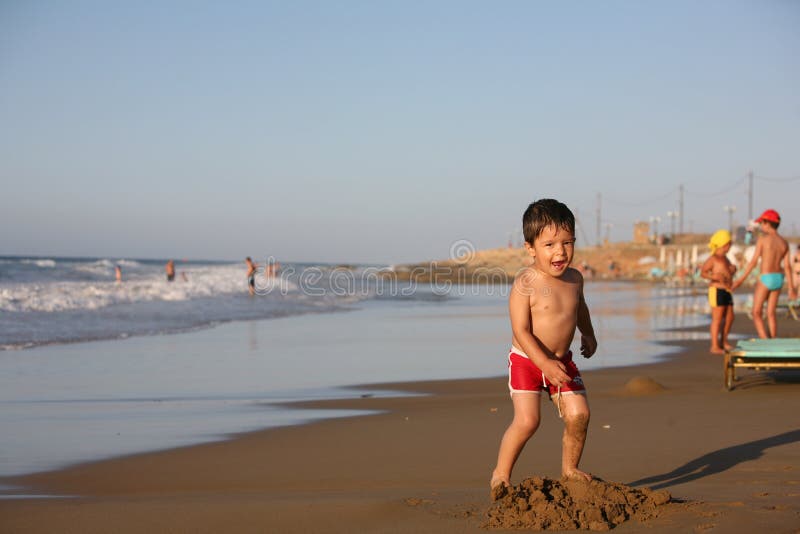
[
  {"x1": 633, "y1": 221, "x2": 650, "y2": 244},
  {"x1": 735, "y1": 225, "x2": 747, "y2": 243}
]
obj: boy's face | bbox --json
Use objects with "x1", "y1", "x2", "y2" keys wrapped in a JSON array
[{"x1": 525, "y1": 224, "x2": 575, "y2": 277}]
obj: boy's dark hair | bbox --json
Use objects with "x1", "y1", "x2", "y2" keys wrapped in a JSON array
[
  {"x1": 763, "y1": 220, "x2": 779, "y2": 230},
  {"x1": 522, "y1": 199, "x2": 575, "y2": 244}
]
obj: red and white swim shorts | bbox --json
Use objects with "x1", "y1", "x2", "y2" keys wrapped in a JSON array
[{"x1": 507, "y1": 347, "x2": 586, "y2": 397}]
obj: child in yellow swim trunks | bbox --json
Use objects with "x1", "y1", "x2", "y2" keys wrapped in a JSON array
[{"x1": 701, "y1": 230, "x2": 736, "y2": 354}]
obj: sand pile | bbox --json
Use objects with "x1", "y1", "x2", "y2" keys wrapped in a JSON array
[
  {"x1": 622, "y1": 376, "x2": 666, "y2": 396},
  {"x1": 485, "y1": 477, "x2": 671, "y2": 531}
]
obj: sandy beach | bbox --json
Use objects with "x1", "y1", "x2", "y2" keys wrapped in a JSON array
[{"x1": 1, "y1": 313, "x2": 798, "y2": 533}]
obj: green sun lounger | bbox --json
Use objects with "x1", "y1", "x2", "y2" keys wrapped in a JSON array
[{"x1": 724, "y1": 338, "x2": 800, "y2": 390}]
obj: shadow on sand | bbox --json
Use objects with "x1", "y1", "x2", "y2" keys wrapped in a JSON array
[
  {"x1": 730, "y1": 369, "x2": 800, "y2": 390},
  {"x1": 628, "y1": 429, "x2": 800, "y2": 490}
]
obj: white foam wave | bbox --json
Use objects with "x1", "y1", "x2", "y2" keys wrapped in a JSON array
[
  {"x1": 71, "y1": 259, "x2": 144, "y2": 277},
  {"x1": 20, "y1": 259, "x2": 56, "y2": 268},
  {"x1": 0, "y1": 264, "x2": 300, "y2": 313},
  {"x1": 74, "y1": 259, "x2": 115, "y2": 276}
]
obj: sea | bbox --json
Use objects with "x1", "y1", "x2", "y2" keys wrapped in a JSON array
[{"x1": 0, "y1": 256, "x2": 713, "y2": 481}]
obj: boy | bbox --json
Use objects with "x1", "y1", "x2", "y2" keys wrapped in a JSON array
[
  {"x1": 165, "y1": 260, "x2": 175, "y2": 282},
  {"x1": 491, "y1": 199, "x2": 597, "y2": 493},
  {"x1": 700, "y1": 230, "x2": 736, "y2": 353},
  {"x1": 245, "y1": 257, "x2": 258, "y2": 296},
  {"x1": 732, "y1": 209, "x2": 797, "y2": 338}
]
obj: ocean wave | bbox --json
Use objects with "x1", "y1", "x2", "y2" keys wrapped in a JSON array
[
  {"x1": 0, "y1": 263, "x2": 304, "y2": 313},
  {"x1": 20, "y1": 259, "x2": 57, "y2": 268},
  {"x1": 0, "y1": 257, "x2": 456, "y2": 350}
]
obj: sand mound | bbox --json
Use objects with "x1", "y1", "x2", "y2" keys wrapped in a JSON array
[
  {"x1": 622, "y1": 376, "x2": 666, "y2": 396},
  {"x1": 485, "y1": 477, "x2": 671, "y2": 531}
]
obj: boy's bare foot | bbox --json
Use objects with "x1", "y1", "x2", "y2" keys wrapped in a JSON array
[
  {"x1": 724, "y1": 343, "x2": 735, "y2": 350},
  {"x1": 562, "y1": 468, "x2": 593, "y2": 482},
  {"x1": 490, "y1": 476, "x2": 510, "y2": 489},
  {"x1": 489, "y1": 476, "x2": 510, "y2": 500},
  {"x1": 710, "y1": 346, "x2": 725, "y2": 354}
]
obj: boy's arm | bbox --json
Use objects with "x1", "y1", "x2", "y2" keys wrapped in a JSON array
[
  {"x1": 699, "y1": 257, "x2": 715, "y2": 282},
  {"x1": 576, "y1": 277, "x2": 597, "y2": 358},
  {"x1": 733, "y1": 241, "x2": 762, "y2": 290},
  {"x1": 509, "y1": 275, "x2": 571, "y2": 386}
]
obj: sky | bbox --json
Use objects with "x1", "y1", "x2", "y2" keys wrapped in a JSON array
[{"x1": 1, "y1": 1, "x2": 798, "y2": 264}]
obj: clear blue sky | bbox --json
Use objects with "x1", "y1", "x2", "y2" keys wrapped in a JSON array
[{"x1": 1, "y1": 1, "x2": 798, "y2": 263}]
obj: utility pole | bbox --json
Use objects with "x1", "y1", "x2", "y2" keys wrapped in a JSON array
[
  {"x1": 596, "y1": 192, "x2": 601, "y2": 247},
  {"x1": 679, "y1": 184, "x2": 684, "y2": 235},
  {"x1": 667, "y1": 211, "x2": 678, "y2": 237},
  {"x1": 747, "y1": 170, "x2": 754, "y2": 222},
  {"x1": 724, "y1": 205, "x2": 737, "y2": 235}
]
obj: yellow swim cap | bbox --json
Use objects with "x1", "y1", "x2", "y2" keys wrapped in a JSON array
[{"x1": 709, "y1": 229, "x2": 731, "y2": 252}]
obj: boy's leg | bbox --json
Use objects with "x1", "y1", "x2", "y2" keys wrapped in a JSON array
[
  {"x1": 709, "y1": 306, "x2": 725, "y2": 353},
  {"x1": 556, "y1": 393, "x2": 591, "y2": 481},
  {"x1": 752, "y1": 284, "x2": 769, "y2": 339},
  {"x1": 492, "y1": 392, "x2": 540, "y2": 487},
  {"x1": 766, "y1": 290, "x2": 781, "y2": 338},
  {"x1": 722, "y1": 305, "x2": 735, "y2": 349}
]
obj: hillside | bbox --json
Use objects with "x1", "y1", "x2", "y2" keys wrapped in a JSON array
[{"x1": 388, "y1": 238, "x2": 718, "y2": 283}]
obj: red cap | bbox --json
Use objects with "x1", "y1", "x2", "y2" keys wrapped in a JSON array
[{"x1": 756, "y1": 209, "x2": 780, "y2": 223}]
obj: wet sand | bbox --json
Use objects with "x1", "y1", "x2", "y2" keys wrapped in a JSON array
[{"x1": 1, "y1": 319, "x2": 799, "y2": 533}]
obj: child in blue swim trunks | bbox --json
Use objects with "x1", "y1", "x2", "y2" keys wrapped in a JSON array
[{"x1": 733, "y1": 209, "x2": 797, "y2": 338}]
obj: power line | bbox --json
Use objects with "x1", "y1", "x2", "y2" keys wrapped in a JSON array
[
  {"x1": 685, "y1": 176, "x2": 746, "y2": 198},
  {"x1": 755, "y1": 174, "x2": 800, "y2": 183},
  {"x1": 603, "y1": 186, "x2": 678, "y2": 207}
]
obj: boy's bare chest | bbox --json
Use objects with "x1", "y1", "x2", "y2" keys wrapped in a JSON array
[
  {"x1": 711, "y1": 257, "x2": 731, "y2": 272},
  {"x1": 529, "y1": 283, "x2": 579, "y2": 314}
]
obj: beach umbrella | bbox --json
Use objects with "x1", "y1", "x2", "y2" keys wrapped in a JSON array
[{"x1": 676, "y1": 249, "x2": 683, "y2": 267}]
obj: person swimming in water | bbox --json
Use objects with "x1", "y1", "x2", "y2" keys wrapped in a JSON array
[
  {"x1": 732, "y1": 209, "x2": 797, "y2": 338},
  {"x1": 245, "y1": 257, "x2": 258, "y2": 296}
]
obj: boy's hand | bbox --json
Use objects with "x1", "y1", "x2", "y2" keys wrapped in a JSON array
[
  {"x1": 580, "y1": 334, "x2": 597, "y2": 358},
  {"x1": 541, "y1": 359, "x2": 570, "y2": 387},
  {"x1": 731, "y1": 278, "x2": 742, "y2": 290}
]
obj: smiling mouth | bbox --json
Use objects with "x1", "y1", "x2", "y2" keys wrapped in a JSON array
[{"x1": 552, "y1": 261, "x2": 566, "y2": 269}]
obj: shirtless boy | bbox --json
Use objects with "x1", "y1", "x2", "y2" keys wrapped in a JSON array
[
  {"x1": 245, "y1": 257, "x2": 258, "y2": 296},
  {"x1": 491, "y1": 199, "x2": 597, "y2": 492},
  {"x1": 700, "y1": 230, "x2": 736, "y2": 353},
  {"x1": 733, "y1": 209, "x2": 797, "y2": 338}
]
